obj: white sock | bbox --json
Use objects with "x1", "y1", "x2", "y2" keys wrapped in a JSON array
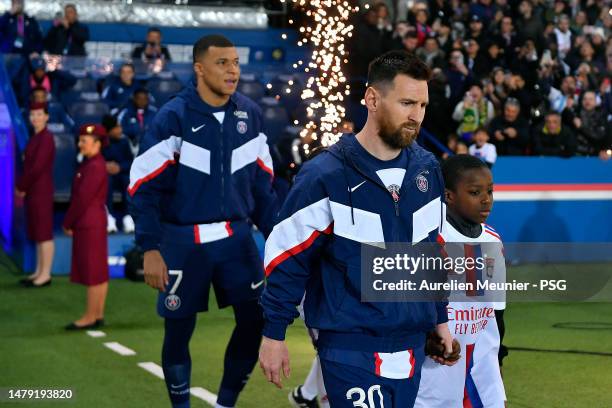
[
  {"x1": 301, "y1": 357, "x2": 320, "y2": 400},
  {"x1": 215, "y1": 404, "x2": 232, "y2": 408}
]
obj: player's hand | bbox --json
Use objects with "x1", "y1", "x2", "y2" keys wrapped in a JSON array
[
  {"x1": 15, "y1": 189, "x2": 26, "y2": 198},
  {"x1": 106, "y1": 161, "x2": 120, "y2": 175},
  {"x1": 259, "y1": 336, "x2": 290, "y2": 389},
  {"x1": 63, "y1": 227, "x2": 73, "y2": 236},
  {"x1": 143, "y1": 250, "x2": 169, "y2": 291},
  {"x1": 426, "y1": 323, "x2": 460, "y2": 366}
]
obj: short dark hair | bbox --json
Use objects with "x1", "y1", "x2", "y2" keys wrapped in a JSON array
[
  {"x1": 133, "y1": 88, "x2": 148, "y2": 97},
  {"x1": 101, "y1": 114, "x2": 118, "y2": 132},
  {"x1": 367, "y1": 50, "x2": 431, "y2": 90},
  {"x1": 442, "y1": 154, "x2": 489, "y2": 192},
  {"x1": 192, "y1": 35, "x2": 235, "y2": 63},
  {"x1": 120, "y1": 62, "x2": 134, "y2": 72},
  {"x1": 148, "y1": 27, "x2": 161, "y2": 34}
]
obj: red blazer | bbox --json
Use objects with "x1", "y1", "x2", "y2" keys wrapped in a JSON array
[
  {"x1": 63, "y1": 153, "x2": 108, "y2": 230},
  {"x1": 16, "y1": 127, "x2": 55, "y2": 198}
]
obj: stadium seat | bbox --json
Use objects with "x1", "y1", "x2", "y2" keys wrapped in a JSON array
[
  {"x1": 60, "y1": 76, "x2": 99, "y2": 106},
  {"x1": 147, "y1": 78, "x2": 184, "y2": 106},
  {"x1": 68, "y1": 101, "x2": 110, "y2": 128},
  {"x1": 52, "y1": 133, "x2": 77, "y2": 202},
  {"x1": 259, "y1": 97, "x2": 290, "y2": 145},
  {"x1": 47, "y1": 102, "x2": 76, "y2": 134}
]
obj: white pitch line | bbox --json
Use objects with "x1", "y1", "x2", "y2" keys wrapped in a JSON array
[
  {"x1": 104, "y1": 341, "x2": 136, "y2": 356},
  {"x1": 86, "y1": 330, "x2": 106, "y2": 338},
  {"x1": 138, "y1": 362, "x2": 165, "y2": 379},
  {"x1": 137, "y1": 362, "x2": 218, "y2": 406},
  {"x1": 190, "y1": 387, "x2": 217, "y2": 406}
]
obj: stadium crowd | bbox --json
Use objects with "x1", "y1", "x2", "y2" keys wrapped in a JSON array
[
  {"x1": 344, "y1": 0, "x2": 611, "y2": 161},
  {"x1": 3, "y1": 0, "x2": 612, "y2": 231}
]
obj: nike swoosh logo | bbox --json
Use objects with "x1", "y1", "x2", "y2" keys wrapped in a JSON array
[
  {"x1": 191, "y1": 124, "x2": 205, "y2": 132},
  {"x1": 170, "y1": 382, "x2": 187, "y2": 389},
  {"x1": 251, "y1": 280, "x2": 264, "y2": 290},
  {"x1": 349, "y1": 181, "x2": 366, "y2": 192}
]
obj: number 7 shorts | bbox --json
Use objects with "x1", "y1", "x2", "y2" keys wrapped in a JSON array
[
  {"x1": 156, "y1": 221, "x2": 264, "y2": 318},
  {"x1": 319, "y1": 347, "x2": 425, "y2": 408}
]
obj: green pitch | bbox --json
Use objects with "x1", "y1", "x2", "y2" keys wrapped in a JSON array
[{"x1": 1, "y1": 259, "x2": 611, "y2": 407}]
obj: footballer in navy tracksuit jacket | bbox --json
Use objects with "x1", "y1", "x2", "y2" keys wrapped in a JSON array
[
  {"x1": 128, "y1": 81, "x2": 277, "y2": 316},
  {"x1": 261, "y1": 133, "x2": 448, "y2": 406}
]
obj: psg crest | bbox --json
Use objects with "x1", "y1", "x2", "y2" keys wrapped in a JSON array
[
  {"x1": 165, "y1": 294, "x2": 181, "y2": 311},
  {"x1": 416, "y1": 174, "x2": 428, "y2": 192},
  {"x1": 236, "y1": 121, "x2": 248, "y2": 134}
]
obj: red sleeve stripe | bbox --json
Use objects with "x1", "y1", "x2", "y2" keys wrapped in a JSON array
[
  {"x1": 264, "y1": 223, "x2": 333, "y2": 276},
  {"x1": 128, "y1": 159, "x2": 175, "y2": 196}
]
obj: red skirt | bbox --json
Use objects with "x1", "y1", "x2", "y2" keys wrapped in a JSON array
[
  {"x1": 70, "y1": 227, "x2": 109, "y2": 286},
  {"x1": 25, "y1": 194, "x2": 54, "y2": 242}
]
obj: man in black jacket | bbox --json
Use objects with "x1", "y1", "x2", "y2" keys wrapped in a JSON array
[
  {"x1": 532, "y1": 111, "x2": 576, "y2": 157},
  {"x1": 131, "y1": 27, "x2": 172, "y2": 63},
  {"x1": 43, "y1": 4, "x2": 89, "y2": 56},
  {"x1": 0, "y1": 0, "x2": 43, "y2": 56},
  {"x1": 488, "y1": 97, "x2": 530, "y2": 155}
]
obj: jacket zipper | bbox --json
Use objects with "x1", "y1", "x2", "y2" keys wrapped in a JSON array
[
  {"x1": 220, "y1": 122, "x2": 225, "y2": 217},
  {"x1": 349, "y1": 158, "x2": 402, "y2": 217}
]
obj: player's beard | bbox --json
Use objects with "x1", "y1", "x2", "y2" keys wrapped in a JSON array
[{"x1": 378, "y1": 112, "x2": 420, "y2": 150}]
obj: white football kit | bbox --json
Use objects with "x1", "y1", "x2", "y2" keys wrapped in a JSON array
[{"x1": 415, "y1": 218, "x2": 506, "y2": 408}]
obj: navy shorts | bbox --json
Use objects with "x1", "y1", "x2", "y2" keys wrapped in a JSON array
[
  {"x1": 319, "y1": 348, "x2": 425, "y2": 408},
  {"x1": 157, "y1": 221, "x2": 264, "y2": 318}
]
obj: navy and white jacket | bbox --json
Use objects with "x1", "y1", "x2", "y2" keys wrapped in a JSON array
[
  {"x1": 128, "y1": 82, "x2": 277, "y2": 252},
  {"x1": 102, "y1": 78, "x2": 140, "y2": 111},
  {"x1": 261, "y1": 133, "x2": 448, "y2": 352}
]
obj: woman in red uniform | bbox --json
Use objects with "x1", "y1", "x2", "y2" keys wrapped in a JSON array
[
  {"x1": 62, "y1": 124, "x2": 109, "y2": 330},
  {"x1": 16, "y1": 102, "x2": 56, "y2": 288}
]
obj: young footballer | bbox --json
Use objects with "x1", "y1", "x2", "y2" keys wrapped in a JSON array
[{"x1": 415, "y1": 154, "x2": 506, "y2": 408}]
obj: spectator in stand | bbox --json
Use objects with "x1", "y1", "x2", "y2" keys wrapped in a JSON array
[
  {"x1": 16, "y1": 102, "x2": 55, "y2": 288},
  {"x1": 563, "y1": 90, "x2": 611, "y2": 157},
  {"x1": 465, "y1": 38, "x2": 489, "y2": 80},
  {"x1": 414, "y1": 9, "x2": 432, "y2": 47},
  {"x1": 469, "y1": 127, "x2": 497, "y2": 167},
  {"x1": 446, "y1": 49, "x2": 472, "y2": 107},
  {"x1": 102, "y1": 115, "x2": 136, "y2": 234},
  {"x1": 43, "y1": 4, "x2": 89, "y2": 56},
  {"x1": 0, "y1": 0, "x2": 43, "y2": 56},
  {"x1": 467, "y1": 14, "x2": 486, "y2": 45},
  {"x1": 102, "y1": 63, "x2": 139, "y2": 113},
  {"x1": 117, "y1": 88, "x2": 157, "y2": 145},
  {"x1": 433, "y1": 18, "x2": 453, "y2": 55},
  {"x1": 452, "y1": 84, "x2": 495, "y2": 142},
  {"x1": 553, "y1": 14, "x2": 572, "y2": 59},
  {"x1": 484, "y1": 67, "x2": 508, "y2": 113},
  {"x1": 470, "y1": 0, "x2": 497, "y2": 28},
  {"x1": 131, "y1": 27, "x2": 172, "y2": 63},
  {"x1": 401, "y1": 27, "x2": 420, "y2": 53},
  {"x1": 14, "y1": 56, "x2": 76, "y2": 107},
  {"x1": 488, "y1": 97, "x2": 530, "y2": 155},
  {"x1": 549, "y1": 75, "x2": 578, "y2": 113},
  {"x1": 483, "y1": 41, "x2": 505, "y2": 70},
  {"x1": 416, "y1": 35, "x2": 446, "y2": 69},
  {"x1": 347, "y1": 7, "x2": 392, "y2": 78},
  {"x1": 516, "y1": 0, "x2": 544, "y2": 51},
  {"x1": 63, "y1": 124, "x2": 109, "y2": 330},
  {"x1": 532, "y1": 111, "x2": 576, "y2": 157},
  {"x1": 494, "y1": 15, "x2": 520, "y2": 68},
  {"x1": 571, "y1": 10, "x2": 588, "y2": 35}
]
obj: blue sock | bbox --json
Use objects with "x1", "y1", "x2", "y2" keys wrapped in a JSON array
[
  {"x1": 162, "y1": 316, "x2": 196, "y2": 408},
  {"x1": 216, "y1": 300, "x2": 264, "y2": 407}
]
